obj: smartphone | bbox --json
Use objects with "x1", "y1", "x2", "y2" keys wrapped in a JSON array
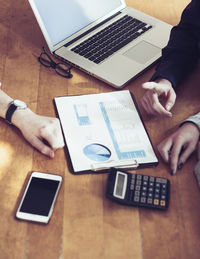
[{"x1": 16, "y1": 171, "x2": 62, "y2": 224}]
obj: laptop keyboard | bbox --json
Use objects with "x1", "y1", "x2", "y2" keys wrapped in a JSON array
[{"x1": 71, "y1": 15, "x2": 152, "y2": 64}]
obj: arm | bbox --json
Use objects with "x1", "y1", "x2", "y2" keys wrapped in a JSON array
[
  {"x1": 141, "y1": 0, "x2": 200, "y2": 116},
  {"x1": 157, "y1": 112, "x2": 200, "y2": 175},
  {"x1": 0, "y1": 86, "x2": 64, "y2": 158},
  {"x1": 152, "y1": 0, "x2": 200, "y2": 88},
  {"x1": 180, "y1": 112, "x2": 200, "y2": 131}
]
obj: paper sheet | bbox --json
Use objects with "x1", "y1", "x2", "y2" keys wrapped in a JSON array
[{"x1": 54, "y1": 90, "x2": 158, "y2": 172}]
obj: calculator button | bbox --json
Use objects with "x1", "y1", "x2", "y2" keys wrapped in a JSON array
[
  {"x1": 130, "y1": 184, "x2": 135, "y2": 190},
  {"x1": 156, "y1": 177, "x2": 167, "y2": 184},
  {"x1": 148, "y1": 193, "x2": 153, "y2": 198},
  {"x1": 136, "y1": 174, "x2": 142, "y2": 180},
  {"x1": 161, "y1": 189, "x2": 167, "y2": 195},
  {"x1": 161, "y1": 195, "x2": 166, "y2": 200},
  {"x1": 140, "y1": 197, "x2": 146, "y2": 203},
  {"x1": 131, "y1": 179, "x2": 135, "y2": 185},
  {"x1": 161, "y1": 178, "x2": 168, "y2": 184},
  {"x1": 147, "y1": 198, "x2": 153, "y2": 204},
  {"x1": 143, "y1": 176, "x2": 149, "y2": 181},
  {"x1": 135, "y1": 185, "x2": 141, "y2": 191},
  {"x1": 150, "y1": 176, "x2": 155, "y2": 182},
  {"x1": 134, "y1": 196, "x2": 140, "y2": 202},
  {"x1": 129, "y1": 191, "x2": 134, "y2": 201},
  {"x1": 155, "y1": 188, "x2": 160, "y2": 194},
  {"x1": 142, "y1": 186, "x2": 147, "y2": 191},
  {"x1": 154, "y1": 194, "x2": 160, "y2": 199},
  {"x1": 155, "y1": 178, "x2": 162, "y2": 183},
  {"x1": 143, "y1": 181, "x2": 148, "y2": 186},
  {"x1": 149, "y1": 182, "x2": 154, "y2": 187},
  {"x1": 135, "y1": 191, "x2": 140, "y2": 196},
  {"x1": 153, "y1": 199, "x2": 159, "y2": 205},
  {"x1": 148, "y1": 187, "x2": 153, "y2": 192},
  {"x1": 155, "y1": 183, "x2": 160, "y2": 188},
  {"x1": 136, "y1": 180, "x2": 142, "y2": 185},
  {"x1": 131, "y1": 174, "x2": 136, "y2": 179},
  {"x1": 141, "y1": 191, "x2": 147, "y2": 197},
  {"x1": 160, "y1": 200, "x2": 166, "y2": 207}
]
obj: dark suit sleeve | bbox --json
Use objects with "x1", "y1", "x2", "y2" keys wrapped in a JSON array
[{"x1": 151, "y1": 0, "x2": 200, "y2": 89}]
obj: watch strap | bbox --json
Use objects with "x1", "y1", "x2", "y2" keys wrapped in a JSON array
[{"x1": 6, "y1": 103, "x2": 18, "y2": 124}]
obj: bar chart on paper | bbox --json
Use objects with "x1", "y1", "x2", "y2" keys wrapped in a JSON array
[{"x1": 54, "y1": 90, "x2": 158, "y2": 173}]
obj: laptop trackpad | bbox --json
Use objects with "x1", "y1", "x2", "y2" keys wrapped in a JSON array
[{"x1": 123, "y1": 41, "x2": 161, "y2": 64}]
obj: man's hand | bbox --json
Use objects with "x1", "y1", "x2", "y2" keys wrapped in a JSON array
[
  {"x1": 141, "y1": 79, "x2": 176, "y2": 117},
  {"x1": 12, "y1": 109, "x2": 64, "y2": 158}
]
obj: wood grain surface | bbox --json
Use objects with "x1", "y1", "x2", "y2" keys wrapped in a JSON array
[{"x1": 1, "y1": 1, "x2": 200, "y2": 259}]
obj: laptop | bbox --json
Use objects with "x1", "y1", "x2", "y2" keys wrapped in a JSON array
[{"x1": 28, "y1": 0, "x2": 172, "y2": 89}]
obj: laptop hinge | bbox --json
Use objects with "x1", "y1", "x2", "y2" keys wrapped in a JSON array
[{"x1": 64, "y1": 11, "x2": 121, "y2": 48}]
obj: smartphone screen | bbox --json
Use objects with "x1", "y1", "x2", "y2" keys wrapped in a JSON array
[{"x1": 16, "y1": 172, "x2": 62, "y2": 223}]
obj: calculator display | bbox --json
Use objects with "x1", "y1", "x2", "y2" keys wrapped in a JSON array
[{"x1": 113, "y1": 172, "x2": 127, "y2": 199}]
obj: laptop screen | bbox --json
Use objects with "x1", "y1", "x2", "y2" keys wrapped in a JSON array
[{"x1": 32, "y1": 0, "x2": 123, "y2": 46}]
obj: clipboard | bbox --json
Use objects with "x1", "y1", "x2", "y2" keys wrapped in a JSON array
[{"x1": 54, "y1": 90, "x2": 158, "y2": 174}]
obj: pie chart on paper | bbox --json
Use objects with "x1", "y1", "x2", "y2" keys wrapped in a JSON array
[{"x1": 83, "y1": 143, "x2": 111, "y2": 162}]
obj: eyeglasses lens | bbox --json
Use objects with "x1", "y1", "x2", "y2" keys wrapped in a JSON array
[
  {"x1": 56, "y1": 63, "x2": 72, "y2": 78},
  {"x1": 39, "y1": 53, "x2": 51, "y2": 67}
]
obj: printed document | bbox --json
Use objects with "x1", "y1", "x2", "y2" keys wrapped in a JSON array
[{"x1": 54, "y1": 90, "x2": 158, "y2": 173}]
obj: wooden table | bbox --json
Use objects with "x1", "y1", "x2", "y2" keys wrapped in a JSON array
[{"x1": 1, "y1": 0, "x2": 200, "y2": 259}]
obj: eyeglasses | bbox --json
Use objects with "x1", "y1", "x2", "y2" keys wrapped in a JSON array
[{"x1": 38, "y1": 47, "x2": 73, "y2": 78}]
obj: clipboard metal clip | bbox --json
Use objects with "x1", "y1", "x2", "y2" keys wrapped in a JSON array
[{"x1": 90, "y1": 159, "x2": 139, "y2": 171}]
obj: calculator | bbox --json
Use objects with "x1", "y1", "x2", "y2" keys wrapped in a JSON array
[{"x1": 106, "y1": 168, "x2": 170, "y2": 210}]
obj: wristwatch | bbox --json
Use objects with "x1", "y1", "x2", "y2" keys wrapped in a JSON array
[{"x1": 6, "y1": 100, "x2": 27, "y2": 125}]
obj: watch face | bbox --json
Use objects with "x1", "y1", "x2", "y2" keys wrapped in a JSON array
[{"x1": 13, "y1": 100, "x2": 27, "y2": 109}]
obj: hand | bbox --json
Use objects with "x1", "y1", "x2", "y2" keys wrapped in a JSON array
[
  {"x1": 12, "y1": 109, "x2": 64, "y2": 158},
  {"x1": 157, "y1": 123, "x2": 200, "y2": 175},
  {"x1": 141, "y1": 79, "x2": 176, "y2": 117}
]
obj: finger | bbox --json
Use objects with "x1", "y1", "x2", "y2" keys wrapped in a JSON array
[
  {"x1": 141, "y1": 95, "x2": 156, "y2": 115},
  {"x1": 142, "y1": 82, "x2": 166, "y2": 95},
  {"x1": 157, "y1": 138, "x2": 173, "y2": 163},
  {"x1": 142, "y1": 91, "x2": 159, "y2": 115},
  {"x1": 28, "y1": 136, "x2": 55, "y2": 158},
  {"x1": 40, "y1": 127, "x2": 56, "y2": 149},
  {"x1": 165, "y1": 90, "x2": 176, "y2": 111},
  {"x1": 170, "y1": 140, "x2": 185, "y2": 174},
  {"x1": 141, "y1": 95, "x2": 154, "y2": 114},
  {"x1": 40, "y1": 126, "x2": 64, "y2": 150},
  {"x1": 178, "y1": 142, "x2": 196, "y2": 167},
  {"x1": 145, "y1": 100, "x2": 157, "y2": 115},
  {"x1": 142, "y1": 82, "x2": 157, "y2": 91},
  {"x1": 140, "y1": 96, "x2": 149, "y2": 113},
  {"x1": 146, "y1": 91, "x2": 172, "y2": 117}
]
